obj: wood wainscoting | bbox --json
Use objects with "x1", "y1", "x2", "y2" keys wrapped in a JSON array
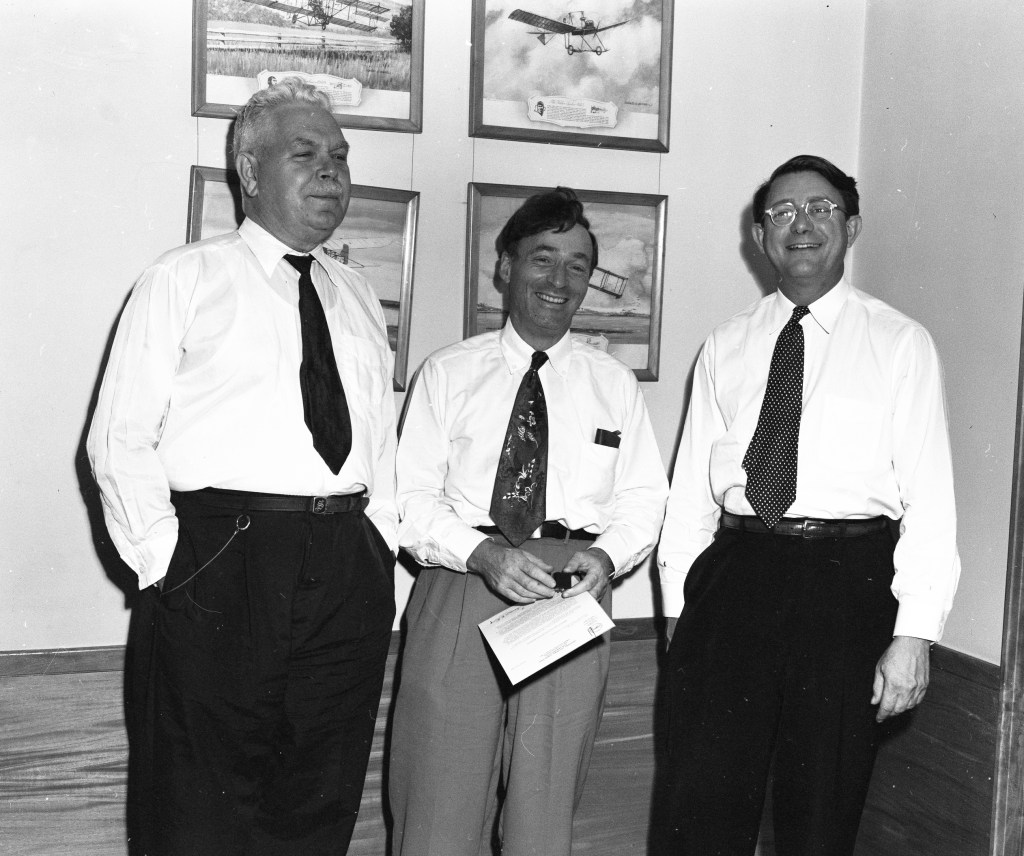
[{"x1": 0, "y1": 621, "x2": 999, "y2": 855}]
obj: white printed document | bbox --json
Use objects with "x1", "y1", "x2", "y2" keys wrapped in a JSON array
[{"x1": 479, "y1": 593, "x2": 615, "y2": 685}]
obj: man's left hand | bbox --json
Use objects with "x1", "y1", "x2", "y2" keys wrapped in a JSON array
[
  {"x1": 560, "y1": 548, "x2": 614, "y2": 602},
  {"x1": 871, "y1": 635, "x2": 931, "y2": 722}
]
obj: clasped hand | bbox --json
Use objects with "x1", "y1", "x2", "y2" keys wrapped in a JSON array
[{"x1": 466, "y1": 539, "x2": 612, "y2": 604}]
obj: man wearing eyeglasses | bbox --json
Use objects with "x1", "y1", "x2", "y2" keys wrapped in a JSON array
[{"x1": 651, "y1": 155, "x2": 960, "y2": 856}]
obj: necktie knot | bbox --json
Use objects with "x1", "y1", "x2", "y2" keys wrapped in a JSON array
[
  {"x1": 284, "y1": 253, "x2": 315, "y2": 277},
  {"x1": 530, "y1": 350, "x2": 549, "y2": 372},
  {"x1": 790, "y1": 305, "x2": 810, "y2": 324}
]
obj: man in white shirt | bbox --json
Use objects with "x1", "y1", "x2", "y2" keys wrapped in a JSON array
[
  {"x1": 389, "y1": 188, "x2": 668, "y2": 856},
  {"x1": 87, "y1": 79, "x2": 397, "y2": 856},
  {"x1": 651, "y1": 155, "x2": 960, "y2": 856}
]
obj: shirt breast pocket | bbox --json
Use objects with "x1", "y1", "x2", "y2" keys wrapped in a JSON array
[
  {"x1": 818, "y1": 394, "x2": 886, "y2": 474},
  {"x1": 335, "y1": 335, "x2": 389, "y2": 400},
  {"x1": 576, "y1": 441, "x2": 619, "y2": 504}
]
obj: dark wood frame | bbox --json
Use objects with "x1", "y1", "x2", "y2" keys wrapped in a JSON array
[
  {"x1": 192, "y1": 0, "x2": 424, "y2": 133},
  {"x1": 468, "y1": 0, "x2": 673, "y2": 152},
  {"x1": 991, "y1": 304, "x2": 1024, "y2": 854},
  {"x1": 464, "y1": 182, "x2": 667, "y2": 381},
  {"x1": 186, "y1": 165, "x2": 419, "y2": 390}
]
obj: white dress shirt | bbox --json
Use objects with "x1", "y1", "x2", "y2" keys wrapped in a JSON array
[
  {"x1": 659, "y1": 280, "x2": 960, "y2": 641},
  {"x1": 397, "y1": 324, "x2": 668, "y2": 577},
  {"x1": 88, "y1": 218, "x2": 398, "y2": 588}
]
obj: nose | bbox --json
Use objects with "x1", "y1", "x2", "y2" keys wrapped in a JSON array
[
  {"x1": 547, "y1": 263, "x2": 568, "y2": 288},
  {"x1": 317, "y1": 154, "x2": 339, "y2": 180},
  {"x1": 791, "y1": 205, "x2": 813, "y2": 232}
]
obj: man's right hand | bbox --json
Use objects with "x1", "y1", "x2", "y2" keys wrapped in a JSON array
[{"x1": 467, "y1": 538, "x2": 556, "y2": 603}]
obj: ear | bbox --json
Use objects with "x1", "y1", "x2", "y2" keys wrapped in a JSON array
[
  {"x1": 498, "y1": 251, "x2": 513, "y2": 284},
  {"x1": 845, "y1": 214, "x2": 863, "y2": 247},
  {"x1": 751, "y1": 221, "x2": 766, "y2": 256},
  {"x1": 235, "y1": 151, "x2": 259, "y2": 198}
]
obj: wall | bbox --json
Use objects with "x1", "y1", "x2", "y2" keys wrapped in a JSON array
[
  {"x1": 16, "y1": 1, "x2": 1015, "y2": 661},
  {"x1": 857, "y1": 0, "x2": 1024, "y2": 662}
]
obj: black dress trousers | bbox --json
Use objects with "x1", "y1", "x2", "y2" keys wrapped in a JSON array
[
  {"x1": 650, "y1": 526, "x2": 898, "y2": 856},
  {"x1": 129, "y1": 490, "x2": 395, "y2": 856}
]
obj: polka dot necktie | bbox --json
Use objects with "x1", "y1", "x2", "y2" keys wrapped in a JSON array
[
  {"x1": 489, "y1": 351, "x2": 549, "y2": 546},
  {"x1": 284, "y1": 254, "x2": 352, "y2": 475},
  {"x1": 742, "y1": 305, "x2": 810, "y2": 528}
]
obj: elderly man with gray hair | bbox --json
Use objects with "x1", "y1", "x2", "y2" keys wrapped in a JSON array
[{"x1": 88, "y1": 78, "x2": 398, "y2": 855}]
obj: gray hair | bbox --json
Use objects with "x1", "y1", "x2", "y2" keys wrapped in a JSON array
[{"x1": 232, "y1": 78, "x2": 332, "y2": 159}]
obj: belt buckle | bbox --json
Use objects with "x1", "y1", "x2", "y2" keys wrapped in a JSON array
[
  {"x1": 800, "y1": 519, "x2": 830, "y2": 539},
  {"x1": 310, "y1": 496, "x2": 330, "y2": 514}
]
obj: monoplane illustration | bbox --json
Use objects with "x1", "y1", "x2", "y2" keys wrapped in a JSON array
[
  {"x1": 508, "y1": 9, "x2": 631, "y2": 55},
  {"x1": 247, "y1": 0, "x2": 389, "y2": 32}
]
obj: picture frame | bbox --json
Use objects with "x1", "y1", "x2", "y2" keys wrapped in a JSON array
[
  {"x1": 192, "y1": 0, "x2": 424, "y2": 134},
  {"x1": 186, "y1": 165, "x2": 419, "y2": 390},
  {"x1": 464, "y1": 182, "x2": 667, "y2": 381},
  {"x1": 469, "y1": 0, "x2": 673, "y2": 152}
]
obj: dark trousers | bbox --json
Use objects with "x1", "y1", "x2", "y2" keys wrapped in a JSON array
[
  {"x1": 127, "y1": 490, "x2": 395, "y2": 856},
  {"x1": 650, "y1": 526, "x2": 898, "y2": 856}
]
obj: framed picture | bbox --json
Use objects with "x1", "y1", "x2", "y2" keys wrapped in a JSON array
[
  {"x1": 469, "y1": 0, "x2": 673, "y2": 152},
  {"x1": 465, "y1": 182, "x2": 667, "y2": 381},
  {"x1": 192, "y1": 0, "x2": 424, "y2": 133},
  {"x1": 187, "y1": 165, "x2": 419, "y2": 390}
]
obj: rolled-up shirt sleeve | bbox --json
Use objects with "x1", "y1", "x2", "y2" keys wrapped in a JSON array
[
  {"x1": 591, "y1": 376, "x2": 669, "y2": 577},
  {"x1": 658, "y1": 339, "x2": 725, "y2": 619},
  {"x1": 396, "y1": 359, "x2": 490, "y2": 573},
  {"x1": 87, "y1": 263, "x2": 187, "y2": 588},
  {"x1": 889, "y1": 327, "x2": 961, "y2": 641}
]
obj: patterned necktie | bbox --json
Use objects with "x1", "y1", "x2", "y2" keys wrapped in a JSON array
[
  {"x1": 489, "y1": 351, "x2": 549, "y2": 547},
  {"x1": 284, "y1": 254, "x2": 352, "y2": 475},
  {"x1": 742, "y1": 305, "x2": 811, "y2": 528}
]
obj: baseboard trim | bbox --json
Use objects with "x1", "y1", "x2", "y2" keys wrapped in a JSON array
[{"x1": 0, "y1": 617, "x2": 662, "y2": 677}]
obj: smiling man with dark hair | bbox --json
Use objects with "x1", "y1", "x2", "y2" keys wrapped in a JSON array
[
  {"x1": 652, "y1": 155, "x2": 961, "y2": 855},
  {"x1": 389, "y1": 187, "x2": 667, "y2": 856}
]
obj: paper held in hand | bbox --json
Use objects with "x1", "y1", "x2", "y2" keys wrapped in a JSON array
[{"x1": 479, "y1": 593, "x2": 615, "y2": 685}]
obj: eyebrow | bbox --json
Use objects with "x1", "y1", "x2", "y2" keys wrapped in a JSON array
[{"x1": 527, "y1": 243, "x2": 592, "y2": 262}]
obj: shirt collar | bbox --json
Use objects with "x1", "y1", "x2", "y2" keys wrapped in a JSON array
[
  {"x1": 499, "y1": 323, "x2": 573, "y2": 377},
  {"x1": 238, "y1": 218, "x2": 336, "y2": 286},
  {"x1": 772, "y1": 278, "x2": 851, "y2": 335}
]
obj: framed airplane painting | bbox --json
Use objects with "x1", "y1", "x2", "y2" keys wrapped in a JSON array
[
  {"x1": 464, "y1": 182, "x2": 667, "y2": 381},
  {"x1": 469, "y1": 0, "x2": 674, "y2": 152},
  {"x1": 192, "y1": 0, "x2": 424, "y2": 133}
]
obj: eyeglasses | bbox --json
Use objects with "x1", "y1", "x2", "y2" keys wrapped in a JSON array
[{"x1": 763, "y1": 198, "x2": 846, "y2": 227}]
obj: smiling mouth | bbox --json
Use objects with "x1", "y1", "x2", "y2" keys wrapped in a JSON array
[
  {"x1": 787, "y1": 242, "x2": 821, "y2": 250},
  {"x1": 536, "y1": 292, "x2": 569, "y2": 305}
]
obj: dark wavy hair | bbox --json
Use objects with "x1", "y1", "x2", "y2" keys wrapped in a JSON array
[
  {"x1": 496, "y1": 187, "x2": 599, "y2": 272},
  {"x1": 752, "y1": 154, "x2": 860, "y2": 223}
]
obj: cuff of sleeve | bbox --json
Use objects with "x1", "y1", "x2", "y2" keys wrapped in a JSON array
[
  {"x1": 591, "y1": 531, "x2": 634, "y2": 577},
  {"x1": 660, "y1": 577, "x2": 687, "y2": 620},
  {"x1": 135, "y1": 528, "x2": 180, "y2": 590},
  {"x1": 892, "y1": 596, "x2": 946, "y2": 643},
  {"x1": 450, "y1": 526, "x2": 492, "y2": 574}
]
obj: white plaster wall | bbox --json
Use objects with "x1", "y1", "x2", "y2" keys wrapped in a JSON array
[
  {"x1": 5, "y1": 0, "x2": 879, "y2": 651},
  {"x1": 857, "y1": 0, "x2": 1024, "y2": 663}
]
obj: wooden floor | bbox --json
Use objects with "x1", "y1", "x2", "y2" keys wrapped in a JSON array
[{"x1": 0, "y1": 625, "x2": 999, "y2": 855}]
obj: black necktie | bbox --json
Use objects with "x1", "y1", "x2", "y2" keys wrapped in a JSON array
[
  {"x1": 489, "y1": 351, "x2": 549, "y2": 547},
  {"x1": 284, "y1": 254, "x2": 352, "y2": 475},
  {"x1": 742, "y1": 305, "x2": 811, "y2": 528}
]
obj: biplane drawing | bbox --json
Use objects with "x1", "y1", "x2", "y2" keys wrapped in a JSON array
[
  {"x1": 322, "y1": 234, "x2": 392, "y2": 268},
  {"x1": 589, "y1": 266, "x2": 628, "y2": 297},
  {"x1": 247, "y1": 0, "x2": 389, "y2": 32},
  {"x1": 508, "y1": 9, "x2": 630, "y2": 55}
]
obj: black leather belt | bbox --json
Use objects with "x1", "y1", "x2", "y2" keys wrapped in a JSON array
[
  {"x1": 720, "y1": 511, "x2": 890, "y2": 539},
  {"x1": 171, "y1": 487, "x2": 368, "y2": 514},
  {"x1": 476, "y1": 522, "x2": 598, "y2": 542}
]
